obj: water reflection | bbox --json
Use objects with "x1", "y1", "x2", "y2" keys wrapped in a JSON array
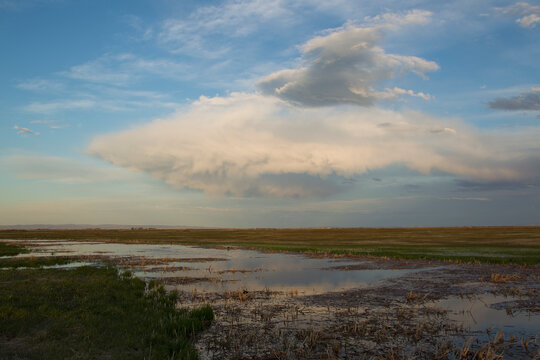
[
  {"x1": 11, "y1": 239, "x2": 423, "y2": 294},
  {"x1": 433, "y1": 294, "x2": 539, "y2": 336}
]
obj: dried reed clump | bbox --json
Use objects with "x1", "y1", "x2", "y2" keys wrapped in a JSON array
[
  {"x1": 406, "y1": 290, "x2": 426, "y2": 303},
  {"x1": 223, "y1": 289, "x2": 253, "y2": 301},
  {"x1": 490, "y1": 273, "x2": 522, "y2": 284}
]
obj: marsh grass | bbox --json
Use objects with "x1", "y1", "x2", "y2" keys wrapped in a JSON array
[
  {"x1": 0, "y1": 256, "x2": 72, "y2": 268},
  {"x1": 0, "y1": 266, "x2": 213, "y2": 360},
  {"x1": 0, "y1": 242, "x2": 29, "y2": 256},
  {"x1": 1, "y1": 227, "x2": 539, "y2": 264}
]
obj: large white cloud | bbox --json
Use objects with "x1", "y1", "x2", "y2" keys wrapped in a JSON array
[
  {"x1": 87, "y1": 13, "x2": 540, "y2": 199},
  {"x1": 88, "y1": 92, "x2": 540, "y2": 198},
  {"x1": 256, "y1": 23, "x2": 439, "y2": 107}
]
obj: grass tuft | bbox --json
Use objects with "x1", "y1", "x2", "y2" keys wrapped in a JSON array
[
  {"x1": 0, "y1": 256, "x2": 72, "y2": 268},
  {"x1": 0, "y1": 266, "x2": 213, "y2": 359},
  {"x1": 0, "y1": 242, "x2": 29, "y2": 257}
]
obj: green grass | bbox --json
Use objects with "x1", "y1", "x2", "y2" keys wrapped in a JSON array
[
  {"x1": 0, "y1": 266, "x2": 213, "y2": 359},
  {"x1": 0, "y1": 242, "x2": 29, "y2": 256},
  {"x1": 232, "y1": 243, "x2": 540, "y2": 265},
  {"x1": 0, "y1": 256, "x2": 73, "y2": 268},
  {"x1": 1, "y1": 227, "x2": 539, "y2": 264}
]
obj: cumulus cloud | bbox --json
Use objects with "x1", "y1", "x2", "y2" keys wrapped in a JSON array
[
  {"x1": 13, "y1": 125, "x2": 39, "y2": 135},
  {"x1": 489, "y1": 88, "x2": 540, "y2": 110},
  {"x1": 495, "y1": 2, "x2": 540, "y2": 28},
  {"x1": 256, "y1": 23, "x2": 438, "y2": 107},
  {"x1": 86, "y1": 13, "x2": 540, "y2": 199},
  {"x1": 88, "y1": 93, "x2": 540, "y2": 198}
]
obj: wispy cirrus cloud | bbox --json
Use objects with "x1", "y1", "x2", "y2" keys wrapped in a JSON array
[
  {"x1": 18, "y1": 54, "x2": 182, "y2": 114},
  {"x1": 25, "y1": 99, "x2": 95, "y2": 113},
  {"x1": 61, "y1": 53, "x2": 193, "y2": 86},
  {"x1": 24, "y1": 96, "x2": 178, "y2": 114},
  {"x1": 30, "y1": 120, "x2": 69, "y2": 129},
  {"x1": 13, "y1": 125, "x2": 39, "y2": 136},
  {"x1": 363, "y1": 9, "x2": 433, "y2": 28},
  {"x1": 158, "y1": 0, "x2": 291, "y2": 56},
  {"x1": 16, "y1": 79, "x2": 64, "y2": 91},
  {"x1": 495, "y1": 2, "x2": 540, "y2": 28}
]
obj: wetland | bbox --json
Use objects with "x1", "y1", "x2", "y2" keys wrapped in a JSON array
[{"x1": 1, "y1": 227, "x2": 539, "y2": 359}]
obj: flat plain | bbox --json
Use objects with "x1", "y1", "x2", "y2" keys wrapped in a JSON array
[
  {"x1": 1, "y1": 227, "x2": 539, "y2": 359},
  {"x1": 1, "y1": 226, "x2": 539, "y2": 264}
]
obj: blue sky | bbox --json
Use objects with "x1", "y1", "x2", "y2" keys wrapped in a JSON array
[{"x1": 1, "y1": 0, "x2": 539, "y2": 227}]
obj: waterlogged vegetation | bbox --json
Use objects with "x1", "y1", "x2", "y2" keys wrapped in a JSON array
[
  {"x1": 1, "y1": 227, "x2": 539, "y2": 264},
  {"x1": 0, "y1": 256, "x2": 73, "y2": 268},
  {"x1": 1, "y1": 232, "x2": 539, "y2": 359},
  {"x1": 0, "y1": 245, "x2": 213, "y2": 360},
  {"x1": 0, "y1": 242, "x2": 29, "y2": 256}
]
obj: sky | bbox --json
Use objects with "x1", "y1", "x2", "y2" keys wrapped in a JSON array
[{"x1": 1, "y1": 0, "x2": 539, "y2": 227}]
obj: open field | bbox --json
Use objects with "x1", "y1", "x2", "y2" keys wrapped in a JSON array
[{"x1": 1, "y1": 227, "x2": 540, "y2": 264}]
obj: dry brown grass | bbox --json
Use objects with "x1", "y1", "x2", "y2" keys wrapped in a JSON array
[
  {"x1": 2, "y1": 226, "x2": 540, "y2": 247},
  {"x1": 490, "y1": 273, "x2": 523, "y2": 283}
]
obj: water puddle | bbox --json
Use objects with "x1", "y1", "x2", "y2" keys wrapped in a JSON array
[
  {"x1": 8, "y1": 239, "x2": 426, "y2": 294},
  {"x1": 433, "y1": 294, "x2": 539, "y2": 336}
]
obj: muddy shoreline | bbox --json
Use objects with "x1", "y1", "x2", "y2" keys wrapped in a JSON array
[{"x1": 188, "y1": 261, "x2": 539, "y2": 359}]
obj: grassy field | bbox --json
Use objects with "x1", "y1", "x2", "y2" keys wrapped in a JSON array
[
  {"x1": 0, "y1": 246, "x2": 213, "y2": 360},
  {"x1": 1, "y1": 226, "x2": 540, "y2": 264}
]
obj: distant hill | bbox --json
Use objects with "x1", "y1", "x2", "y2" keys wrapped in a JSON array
[{"x1": 0, "y1": 224, "x2": 214, "y2": 230}]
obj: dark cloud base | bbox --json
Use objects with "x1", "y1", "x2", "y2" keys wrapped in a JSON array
[{"x1": 489, "y1": 91, "x2": 540, "y2": 111}]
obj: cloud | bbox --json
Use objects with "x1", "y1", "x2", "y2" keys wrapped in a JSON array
[
  {"x1": 16, "y1": 79, "x2": 64, "y2": 91},
  {"x1": 156, "y1": 0, "x2": 292, "y2": 57},
  {"x1": 30, "y1": 120, "x2": 69, "y2": 129},
  {"x1": 364, "y1": 9, "x2": 433, "y2": 28},
  {"x1": 382, "y1": 87, "x2": 432, "y2": 101},
  {"x1": 16, "y1": 55, "x2": 182, "y2": 115},
  {"x1": 88, "y1": 92, "x2": 540, "y2": 198},
  {"x1": 23, "y1": 89, "x2": 177, "y2": 114},
  {"x1": 25, "y1": 99, "x2": 95, "y2": 113},
  {"x1": 13, "y1": 125, "x2": 39, "y2": 136},
  {"x1": 1, "y1": 155, "x2": 138, "y2": 184},
  {"x1": 61, "y1": 53, "x2": 192, "y2": 86},
  {"x1": 159, "y1": 0, "x2": 290, "y2": 40},
  {"x1": 495, "y1": 2, "x2": 540, "y2": 28},
  {"x1": 489, "y1": 88, "x2": 540, "y2": 111},
  {"x1": 256, "y1": 23, "x2": 438, "y2": 107}
]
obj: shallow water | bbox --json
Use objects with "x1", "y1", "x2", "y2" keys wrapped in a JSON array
[
  {"x1": 11, "y1": 239, "x2": 423, "y2": 294},
  {"x1": 434, "y1": 294, "x2": 539, "y2": 337},
  {"x1": 6, "y1": 239, "x2": 539, "y2": 341}
]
